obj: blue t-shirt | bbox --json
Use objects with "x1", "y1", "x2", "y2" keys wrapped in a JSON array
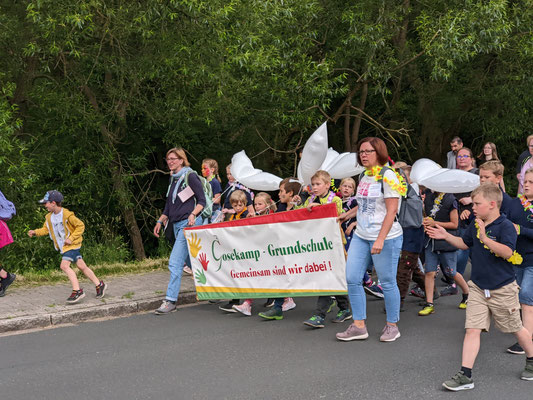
[
  {"x1": 500, "y1": 190, "x2": 512, "y2": 218},
  {"x1": 461, "y1": 215, "x2": 517, "y2": 290},
  {"x1": 208, "y1": 178, "x2": 222, "y2": 211},
  {"x1": 506, "y1": 197, "x2": 533, "y2": 267}
]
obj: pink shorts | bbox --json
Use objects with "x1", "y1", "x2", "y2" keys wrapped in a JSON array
[{"x1": 0, "y1": 220, "x2": 14, "y2": 249}]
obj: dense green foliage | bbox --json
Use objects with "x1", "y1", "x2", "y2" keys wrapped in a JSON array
[{"x1": 1, "y1": 0, "x2": 532, "y2": 271}]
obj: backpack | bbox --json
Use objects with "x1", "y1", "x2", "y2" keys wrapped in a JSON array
[
  {"x1": 184, "y1": 171, "x2": 213, "y2": 219},
  {"x1": 359, "y1": 166, "x2": 423, "y2": 229},
  {"x1": 0, "y1": 190, "x2": 16, "y2": 221}
]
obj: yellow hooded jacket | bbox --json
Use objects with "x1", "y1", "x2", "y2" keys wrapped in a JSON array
[{"x1": 34, "y1": 208, "x2": 84, "y2": 253}]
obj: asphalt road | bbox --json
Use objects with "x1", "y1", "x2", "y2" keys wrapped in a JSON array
[{"x1": 1, "y1": 291, "x2": 531, "y2": 400}]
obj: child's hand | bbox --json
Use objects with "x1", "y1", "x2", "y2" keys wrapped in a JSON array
[
  {"x1": 513, "y1": 223, "x2": 520, "y2": 234},
  {"x1": 345, "y1": 222, "x2": 357, "y2": 236},
  {"x1": 291, "y1": 195, "x2": 302, "y2": 205},
  {"x1": 306, "y1": 203, "x2": 318, "y2": 212},
  {"x1": 28, "y1": 230, "x2": 36, "y2": 237},
  {"x1": 423, "y1": 217, "x2": 436, "y2": 227},
  {"x1": 459, "y1": 197, "x2": 472, "y2": 205},
  {"x1": 460, "y1": 210, "x2": 471, "y2": 220},
  {"x1": 64, "y1": 238, "x2": 72, "y2": 245},
  {"x1": 337, "y1": 214, "x2": 347, "y2": 223},
  {"x1": 426, "y1": 225, "x2": 447, "y2": 240}
]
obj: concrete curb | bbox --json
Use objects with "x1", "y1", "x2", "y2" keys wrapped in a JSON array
[{"x1": 0, "y1": 292, "x2": 197, "y2": 334}]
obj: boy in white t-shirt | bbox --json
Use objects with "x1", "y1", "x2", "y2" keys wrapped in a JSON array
[{"x1": 28, "y1": 190, "x2": 106, "y2": 304}]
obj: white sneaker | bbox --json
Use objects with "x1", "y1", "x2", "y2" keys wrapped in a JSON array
[
  {"x1": 183, "y1": 266, "x2": 193, "y2": 276},
  {"x1": 233, "y1": 302, "x2": 252, "y2": 316},
  {"x1": 282, "y1": 297, "x2": 296, "y2": 312}
]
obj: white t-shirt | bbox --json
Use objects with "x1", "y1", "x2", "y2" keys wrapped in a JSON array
[
  {"x1": 50, "y1": 209, "x2": 66, "y2": 252},
  {"x1": 355, "y1": 169, "x2": 403, "y2": 241}
]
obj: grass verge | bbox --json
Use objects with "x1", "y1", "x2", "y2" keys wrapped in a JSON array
[{"x1": 10, "y1": 258, "x2": 168, "y2": 288}]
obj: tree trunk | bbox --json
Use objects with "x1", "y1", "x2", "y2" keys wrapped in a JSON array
[
  {"x1": 81, "y1": 84, "x2": 146, "y2": 260},
  {"x1": 343, "y1": 101, "x2": 351, "y2": 152},
  {"x1": 351, "y1": 81, "x2": 368, "y2": 151}
]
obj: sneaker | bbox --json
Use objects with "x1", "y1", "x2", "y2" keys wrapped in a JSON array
[
  {"x1": 233, "y1": 302, "x2": 252, "y2": 316},
  {"x1": 183, "y1": 266, "x2": 193, "y2": 276},
  {"x1": 154, "y1": 300, "x2": 177, "y2": 314},
  {"x1": 95, "y1": 281, "x2": 107, "y2": 299},
  {"x1": 418, "y1": 304, "x2": 435, "y2": 316},
  {"x1": 281, "y1": 297, "x2": 296, "y2": 312},
  {"x1": 332, "y1": 309, "x2": 353, "y2": 323},
  {"x1": 66, "y1": 289, "x2": 85, "y2": 304},
  {"x1": 263, "y1": 298, "x2": 275, "y2": 308},
  {"x1": 410, "y1": 286, "x2": 425, "y2": 299},
  {"x1": 440, "y1": 284, "x2": 458, "y2": 297},
  {"x1": 258, "y1": 308, "x2": 283, "y2": 320},
  {"x1": 326, "y1": 298, "x2": 337, "y2": 313},
  {"x1": 303, "y1": 315, "x2": 325, "y2": 328},
  {"x1": 521, "y1": 359, "x2": 533, "y2": 381},
  {"x1": 442, "y1": 371, "x2": 474, "y2": 391},
  {"x1": 380, "y1": 324, "x2": 401, "y2": 342},
  {"x1": 458, "y1": 299, "x2": 468, "y2": 309},
  {"x1": 336, "y1": 323, "x2": 369, "y2": 341},
  {"x1": 507, "y1": 342, "x2": 525, "y2": 355},
  {"x1": 0, "y1": 273, "x2": 16, "y2": 297},
  {"x1": 364, "y1": 284, "x2": 384, "y2": 299},
  {"x1": 219, "y1": 302, "x2": 238, "y2": 313}
]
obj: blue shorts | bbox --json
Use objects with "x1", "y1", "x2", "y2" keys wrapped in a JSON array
[
  {"x1": 424, "y1": 248, "x2": 457, "y2": 276},
  {"x1": 61, "y1": 249, "x2": 83, "y2": 262},
  {"x1": 516, "y1": 266, "x2": 533, "y2": 306}
]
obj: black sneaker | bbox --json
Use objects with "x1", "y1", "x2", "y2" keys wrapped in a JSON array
[
  {"x1": 263, "y1": 298, "x2": 275, "y2": 307},
  {"x1": 66, "y1": 289, "x2": 86, "y2": 304},
  {"x1": 0, "y1": 273, "x2": 16, "y2": 297},
  {"x1": 95, "y1": 281, "x2": 107, "y2": 299},
  {"x1": 507, "y1": 342, "x2": 525, "y2": 355}
]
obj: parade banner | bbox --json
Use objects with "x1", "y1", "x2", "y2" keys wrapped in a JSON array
[{"x1": 184, "y1": 203, "x2": 347, "y2": 300}]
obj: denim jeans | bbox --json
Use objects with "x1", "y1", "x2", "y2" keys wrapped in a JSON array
[
  {"x1": 166, "y1": 216, "x2": 203, "y2": 301},
  {"x1": 346, "y1": 234, "x2": 403, "y2": 323},
  {"x1": 516, "y1": 265, "x2": 533, "y2": 306}
]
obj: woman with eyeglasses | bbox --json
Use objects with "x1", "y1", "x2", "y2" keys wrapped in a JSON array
[
  {"x1": 518, "y1": 135, "x2": 533, "y2": 195},
  {"x1": 152, "y1": 147, "x2": 206, "y2": 315},
  {"x1": 452, "y1": 148, "x2": 480, "y2": 284},
  {"x1": 336, "y1": 137, "x2": 403, "y2": 343}
]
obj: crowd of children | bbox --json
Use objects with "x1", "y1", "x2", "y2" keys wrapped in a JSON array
[{"x1": 1, "y1": 139, "x2": 533, "y2": 392}]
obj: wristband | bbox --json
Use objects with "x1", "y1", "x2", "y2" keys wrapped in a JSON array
[{"x1": 156, "y1": 220, "x2": 162, "y2": 225}]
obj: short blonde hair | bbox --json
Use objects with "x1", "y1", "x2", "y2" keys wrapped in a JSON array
[
  {"x1": 255, "y1": 192, "x2": 277, "y2": 213},
  {"x1": 340, "y1": 177, "x2": 356, "y2": 191},
  {"x1": 166, "y1": 148, "x2": 190, "y2": 167},
  {"x1": 311, "y1": 170, "x2": 331, "y2": 186},
  {"x1": 230, "y1": 190, "x2": 247, "y2": 205},
  {"x1": 471, "y1": 182, "x2": 503, "y2": 208},
  {"x1": 480, "y1": 160, "x2": 504, "y2": 177}
]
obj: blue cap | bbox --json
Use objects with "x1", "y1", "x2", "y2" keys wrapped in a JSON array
[{"x1": 38, "y1": 190, "x2": 64, "y2": 204}]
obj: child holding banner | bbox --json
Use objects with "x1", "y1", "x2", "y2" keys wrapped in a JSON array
[
  {"x1": 301, "y1": 171, "x2": 352, "y2": 328},
  {"x1": 222, "y1": 164, "x2": 254, "y2": 217},
  {"x1": 233, "y1": 193, "x2": 298, "y2": 316},
  {"x1": 259, "y1": 178, "x2": 303, "y2": 320},
  {"x1": 219, "y1": 190, "x2": 249, "y2": 312}
]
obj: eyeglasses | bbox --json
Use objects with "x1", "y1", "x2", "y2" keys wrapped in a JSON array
[
  {"x1": 457, "y1": 155, "x2": 470, "y2": 159},
  {"x1": 166, "y1": 157, "x2": 180, "y2": 162},
  {"x1": 359, "y1": 150, "x2": 376, "y2": 155}
]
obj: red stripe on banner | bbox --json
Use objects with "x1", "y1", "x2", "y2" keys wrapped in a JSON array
[{"x1": 185, "y1": 203, "x2": 338, "y2": 231}]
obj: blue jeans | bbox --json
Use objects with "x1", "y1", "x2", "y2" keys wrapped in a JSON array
[
  {"x1": 166, "y1": 216, "x2": 202, "y2": 301},
  {"x1": 516, "y1": 265, "x2": 533, "y2": 306},
  {"x1": 346, "y1": 235, "x2": 403, "y2": 323}
]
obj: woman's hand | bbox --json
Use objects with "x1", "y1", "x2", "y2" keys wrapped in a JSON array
[
  {"x1": 187, "y1": 213, "x2": 196, "y2": 226},
  {"x1": 371, "y1": 238, "x2": 384, "y2": 254}
]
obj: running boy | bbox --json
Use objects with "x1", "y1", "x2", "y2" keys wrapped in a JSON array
[
  {"x1": 427, "y1": 182, "x2": 533, "y2": 390},
  {"x1": 301, "y1": 170, "x2": 352, "y2": 328},
  {"x1": 28, "y1": 191, "x2": 106, "y2": 303}
]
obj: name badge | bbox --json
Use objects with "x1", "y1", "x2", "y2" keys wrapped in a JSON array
[
  {"x1": 178, "y1": 186, "x2": 194, "y2": 202},
  {"x1": 484, "y1": 289, "x2": 490, "y2": 298},
  {"x1": 367, "y1": 183, "x2": 382, "y2": 198}
]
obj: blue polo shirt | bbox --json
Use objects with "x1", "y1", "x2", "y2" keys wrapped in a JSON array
[
  {"x1": 461, "y1": 215, "x2": 517, "y2": 290},
  {"x1": 208, "y1": 178, "x2": 222, "y2": 211},
  {"x1": 506, "y1": 197, "x2": 533, "y2": 267},
  {"x1": 500, "y1": 190, "x2": 512, "y2": 218}
]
